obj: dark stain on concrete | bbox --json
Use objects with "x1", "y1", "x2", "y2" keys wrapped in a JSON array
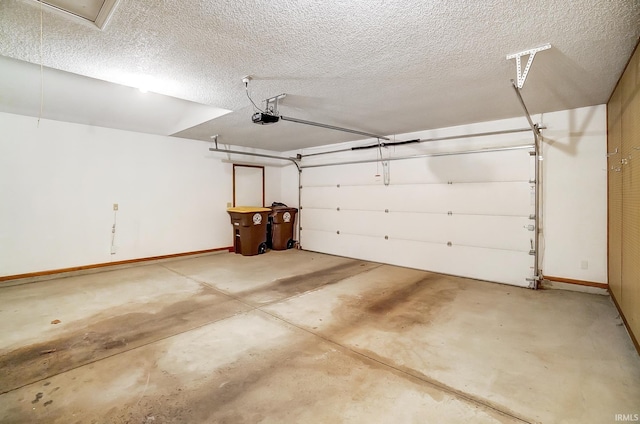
[
  {"x1": 237, "y1": 260, "x2": 381, "y2": 305},
  {"x1": 366, "y1": 276, "x2": 441, "y2": 315},
  {"x1": 0, "y1": 285, "x2": 247, "y2": 394},
  {"x1": 322, "y1": 273, "x2": 461, "y2": 339},
  {"x1": 31, "y1": 392, "x2": 43, "y2": 404}
]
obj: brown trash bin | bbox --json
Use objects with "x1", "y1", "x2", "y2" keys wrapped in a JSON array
[
  {"x1": 227, "y1": 207, "x2": 271, "y2": 256},
  {"x1": 269, "y1": 206, "x2": 298, "y2": 250}
]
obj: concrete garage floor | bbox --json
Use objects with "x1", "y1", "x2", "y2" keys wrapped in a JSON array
[{"x1": 1, "y1": 251, "x2": 639, "y2": 423}]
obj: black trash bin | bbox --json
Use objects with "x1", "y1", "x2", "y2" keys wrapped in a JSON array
[
  {"x1": 227, "y1": 207, "x2": 271, "y2": 256},
  {"x1": 269, "y1": 206, "x2": 298, "y2": 250}
]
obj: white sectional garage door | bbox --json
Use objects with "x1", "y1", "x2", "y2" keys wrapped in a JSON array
[{"x1": 299, "y1": 148, "x2": 536, "y2": 287}]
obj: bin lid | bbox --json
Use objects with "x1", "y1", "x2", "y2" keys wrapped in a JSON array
[
  {"x1": 227, "y1": 206, "x2": 271, "y2": 213},
  {"x1": 270, "y1": 206, "x2": 298, "y2": 213}
]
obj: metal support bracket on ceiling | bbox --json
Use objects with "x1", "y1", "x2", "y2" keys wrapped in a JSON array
[
  {"x1": 506, "y1": 44, "x2": 551, "y2": 89},
  {"x1": 265, "y1": 93, "x2": 286, "y2": 114}
]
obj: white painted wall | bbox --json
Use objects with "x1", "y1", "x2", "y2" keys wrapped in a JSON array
[
  {"x1": 540, "y1": 105, "x2": 608, "y2": 283},
  {"x1": 0, "y1": 112, "x2": 283, "y2": 277},
  {"x1": 282, "y1": 104, "x2": 608, "y2": 284},
  {"x1": 1, "y1": 104, "x2": 606, "y2": 283}
]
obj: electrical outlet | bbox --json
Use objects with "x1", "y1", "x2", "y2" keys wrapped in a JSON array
[
  {"x1": 113, "y1": 203, "x2": 119, "y2": 211},
  {"x1": 227, "y1": 202, "x2": 232, "y2": 207}
]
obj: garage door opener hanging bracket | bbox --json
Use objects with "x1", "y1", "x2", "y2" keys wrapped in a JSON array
[{"x1": 506, "y1": 44, "x2": 551, "y2": 89}]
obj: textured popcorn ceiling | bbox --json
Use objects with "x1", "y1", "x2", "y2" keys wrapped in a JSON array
[{"x1": 0, "y1": 0, "x2": 639, "y2": 151}]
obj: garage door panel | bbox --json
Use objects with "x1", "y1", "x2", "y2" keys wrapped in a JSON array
[
  {"x1": 309, "y1": 183, "x2": 533, "y2": 217},
  {"x1": 335, "y1": 210, "x2": 388, "y2": 237},
  {"x1": 301, "y1": 208, "x2": 340, "y2": 232},
  {"x1": 386, "y1": 213, "x2": 452, "y2": 244},
  {"x1": 445, "y1": 215, "x2": 533, "y2": 251},
  {"x1": 384, "y1": 239, "x2": 533, "y2": 287},
  {"x1": 302, "y1": 230, "x2": 388, "y2": 262},
  {"x1": 300, "y1": 186, "x2": 339, "y2": 209},
  {"x1": 302, "y1": 162, "x2": 380, "y2": 186},
  {"x1": 446, "y1": 183, "x2": 532, "y2": 216},
  {"x1": 385, "y1": 150, "x2": 531, "y2": 183},
  {"x1": 302, "y1": 232, "x2": 533, "y2": 287},
  {"x1": 387, "y1": 214, "x2": 532, "y2": 252},
  {"x1": 338, "y1": 185, "x2": 390, "y2": 211},
  {"x1": 301, "y1": 229, "x2": 338, "y2": 255},
  {"x1": 299, "y1": 147, "x2": 536, "y2": 287}
]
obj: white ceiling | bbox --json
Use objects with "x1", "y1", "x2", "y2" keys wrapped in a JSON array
[{"x1": 0, "y1": 0, "x2": 638, "y2": 152}]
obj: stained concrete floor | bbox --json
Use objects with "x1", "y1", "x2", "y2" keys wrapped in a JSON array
[{"x1": 0, "y1": 250, "x2": 639, "y2": 424}]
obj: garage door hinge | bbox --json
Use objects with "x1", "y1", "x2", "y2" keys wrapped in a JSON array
[
  {"x1": 529, "y1": 214, "x2": 535, "y2": 219},
  {"x1": 529, "y1": 250, "x2": 536, "y2": 255},
  {"x1": 526, "y1": 225, "x2": 535, "y2": 231},
  {"x1": 526, "y1": 275, "x2": 542, "y2": 289},
  {"x1": 447, "y1": 211, "x2": 453, "y2": 216},
  {"x1": 529, "y1": 179, "x2": 536, "y2": 184}
]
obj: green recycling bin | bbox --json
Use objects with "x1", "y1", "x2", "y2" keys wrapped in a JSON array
[{"x1": 227, "y1": 207, "x2": 271, "y2": 256}]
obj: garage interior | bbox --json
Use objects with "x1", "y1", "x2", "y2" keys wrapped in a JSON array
[{"x1": 1, "y1": 1, "x2": 639, "y2": 423}]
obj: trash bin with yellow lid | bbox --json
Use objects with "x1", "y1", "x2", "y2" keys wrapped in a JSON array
[{"x1": 227, "y1": 207, "x2": 271, "y2": 256}]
